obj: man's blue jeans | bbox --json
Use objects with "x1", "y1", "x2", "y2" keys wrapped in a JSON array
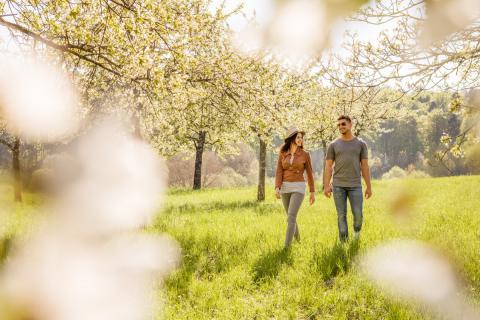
[{"x1": 333, "y1": 186, "x2": 363, "y2": 242}]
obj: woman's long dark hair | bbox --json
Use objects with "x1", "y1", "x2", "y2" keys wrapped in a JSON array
[{"x1": 280, "y1": 132, "x2": 303, "y2": 153}]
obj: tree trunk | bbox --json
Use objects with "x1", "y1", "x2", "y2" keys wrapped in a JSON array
[
  {"x1": 193, "y1": 131, "x2": 206, "y2": 190},
  {"x1": 257, "y1": 136, "x2": 267, "y2": 201},
  {"x1": 321, "y1": 140, "x2": 327, "y2": 191},
  {"x1": 12, "y1": 136, "x2": 22, "y2": 202}
]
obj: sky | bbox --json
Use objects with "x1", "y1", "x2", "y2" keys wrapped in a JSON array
[{"x1": 0, "y1": 6, "x2": 17, "y2": 51}]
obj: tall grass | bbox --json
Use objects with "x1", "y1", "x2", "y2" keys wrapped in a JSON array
[
  {"x1": 153, "y1": 176, "x2": 480, "y2": 319},
  {"x1": 0, "y1": 184, "x2": 43, "y2": 268},
  {"x1": 1, "y1": 177, "x2": 479, "y2": 319}
]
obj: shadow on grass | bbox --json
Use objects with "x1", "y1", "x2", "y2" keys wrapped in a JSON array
[
  {"x1": 162, "y1": 200, "x2": 281, "y2": 215},
  {"x1": 165, "y1": 232, "x2": 250, "y2": 295},
  {"x1": 166, "y1": 188, "x2": 196, "y2": 196},
  {"x1": 252, "y1": 248, "x2": 293, "y2": 284},
  {"x1": 312, "y1": 240, "x2": 361, "y2": 286},
  {"x1": 166, "y1": 187, "x2": 251, "y2": 196}
]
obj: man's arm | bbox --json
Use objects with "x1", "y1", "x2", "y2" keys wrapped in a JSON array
[
  {"x1": 361, "y1": 159, "x2": 372, "y2": 199},
  {"x1": 323, "y1": 159, "x2": 333, "y2": 198}
]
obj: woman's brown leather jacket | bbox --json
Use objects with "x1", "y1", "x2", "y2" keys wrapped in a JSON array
[{"x1": 275, "y1": 148, "x2": 315, "y2": 192}]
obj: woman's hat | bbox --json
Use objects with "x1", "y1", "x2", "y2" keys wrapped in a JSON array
[{"x1": 284, "y1": 127, "x2": 305, "y2": 141}]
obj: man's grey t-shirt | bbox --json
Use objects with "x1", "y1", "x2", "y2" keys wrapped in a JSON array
[{"x1": 326, "y1": 137, "x2": 368, "y2": 187}]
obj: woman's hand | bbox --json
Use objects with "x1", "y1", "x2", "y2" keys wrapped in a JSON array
[
  {"x1": 309, "y1": 192, "x2": 315, "y2": 205},
  {"x1": 275, "y1": 188, "x2": 281, "y2": 199}
]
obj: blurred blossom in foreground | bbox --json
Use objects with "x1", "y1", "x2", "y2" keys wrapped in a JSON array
[
  {"x1": 266, "y1": 0, "x2": 326, "y2": 64},
  {"x1": 0, "y1": 52, "x2": 179, "y2": 318},
  {"x1": 2, "y1": 231, "x2": 178, "y2": 320},
  {"x1": 422, "y1": 0, "x2": 480, "y2": 45},
  {"x1": 0, "y1": 121, "x2": 179, "y2": 319},
  {"x1": 57, "y1": 121, "x2": 166, "y2": 234},
  {"x1": 387, "y1": 181, "x2": 417, "y2": 224},
  {"x1": 360, "y1": 240, "x2": 480, "y2": 320},
  {"x1": 234, "y1": 0, "x2": 327, "y2": 68},
  {"x1": 233, "y1": 0, "x2": 369, "y2": 68},
  {"x1": 233, "y1": 25, "x2": 265, "y2": 57},
  {"x1": 0, "y1": 56, "x2": 80, "y2": 141}
]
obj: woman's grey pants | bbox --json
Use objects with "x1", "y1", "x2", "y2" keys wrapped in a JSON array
[{"x1": 281, "y1": 192, "x2": 305, "y2": 247}]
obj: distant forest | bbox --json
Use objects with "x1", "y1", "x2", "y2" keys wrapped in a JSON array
[{"x1": 263, "y1": 91, "x2": 478, "y2": 179}]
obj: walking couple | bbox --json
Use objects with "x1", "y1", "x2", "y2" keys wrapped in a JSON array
[{"x1": 275, "y1": 115, "x2": 372, "y2": 248}]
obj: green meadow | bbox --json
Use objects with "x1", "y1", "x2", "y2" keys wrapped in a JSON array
[
  {"x1": 154, "y1": 176, "x2": 480, "y2": 319},
  {"x1": 1, "y1": 176, "x2": 480, "y2": 319}
]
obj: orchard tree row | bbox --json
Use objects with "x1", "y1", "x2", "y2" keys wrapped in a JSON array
[{"x1": 0, "y1": 0, "x2": 478, "y2": 201}]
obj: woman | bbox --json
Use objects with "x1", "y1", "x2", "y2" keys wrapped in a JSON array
[{"x1": 275, "y1": 127, "x2": 315, "y2": 248}]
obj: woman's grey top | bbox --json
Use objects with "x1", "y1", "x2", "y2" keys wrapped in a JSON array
[{"x1": 280, "y1": 181, "x2": 306, "y2": 194}]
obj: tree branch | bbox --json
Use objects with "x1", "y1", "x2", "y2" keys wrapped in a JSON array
[{"x1": 0, "y1": 17, "x2": 122, "y2": 77}]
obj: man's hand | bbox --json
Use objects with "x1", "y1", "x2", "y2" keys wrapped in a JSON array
[
  {"x1": 361, "y1": 159, "x2": 372, "y2": 200},
  {"x1": 323, "y1": 185, "x2": 332, "y2": 198},
  {"x1": 275, "y1": 188, "x2": 281, "y2": 199},
  {"x1": 365, "y1": 187, "x2": 372, "y2": 199},
  {"x1": 309, "y1": 192, "x2": 315, "y2": 205}
]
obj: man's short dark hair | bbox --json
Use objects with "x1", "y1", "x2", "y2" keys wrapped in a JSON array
[{"x1": 337, "y1": 115, "x2": 352, "y2": 123}]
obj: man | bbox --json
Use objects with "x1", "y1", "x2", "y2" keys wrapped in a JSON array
[{"x1": 323, "y1": 115, "x2": 372, "y2": 242}]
